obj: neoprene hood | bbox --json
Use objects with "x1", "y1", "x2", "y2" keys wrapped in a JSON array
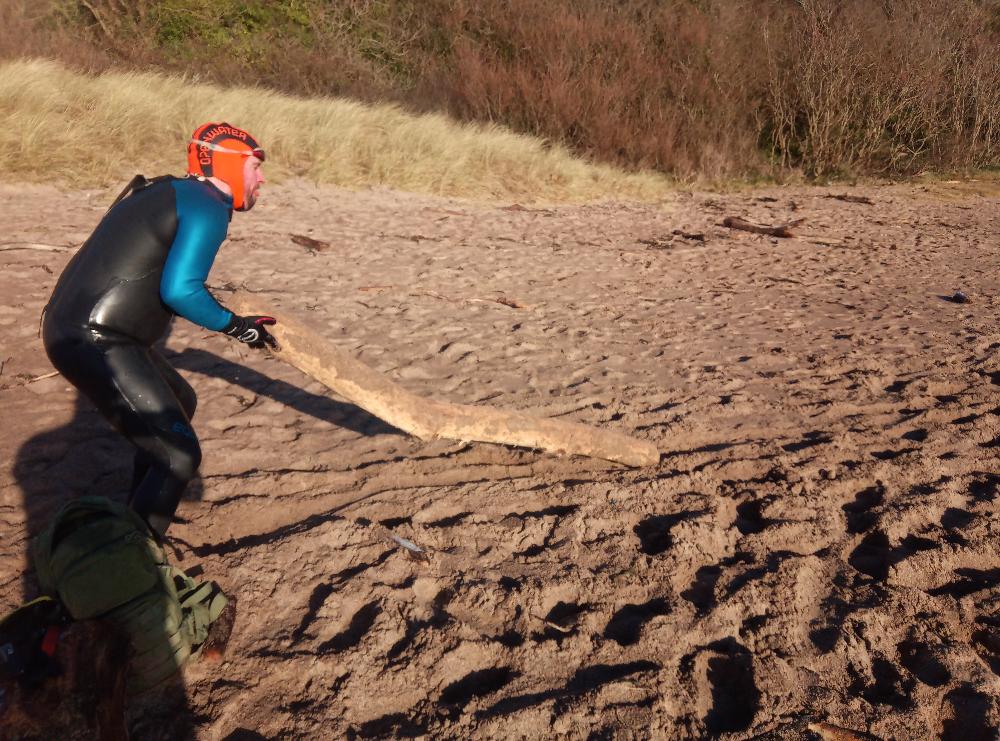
[{"x1": 186, "y1": 122, "x2": 264, "y2": 211}]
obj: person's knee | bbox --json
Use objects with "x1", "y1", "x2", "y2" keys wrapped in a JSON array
[
  {"x1": 177, "y1": 386, "x2": 197, "y2": 420},
  {"x1": 185, "y1": 393, "x2": 198, "y2": 420},
  {"x1": 168, "y1": 435, "x2": 202, "y2": 483}
]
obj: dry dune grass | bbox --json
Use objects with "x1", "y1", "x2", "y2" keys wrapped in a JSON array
[
  {"x1": 6, "y1": 2, "x2": 1000, "y2": 181},
  {"x1": 0, "y1": 59, "x2": 671, "y2": 202}
]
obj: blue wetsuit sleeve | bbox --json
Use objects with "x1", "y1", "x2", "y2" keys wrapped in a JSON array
[{"x1": 160, "y1": 181, "x2": 234, "y2": 331}]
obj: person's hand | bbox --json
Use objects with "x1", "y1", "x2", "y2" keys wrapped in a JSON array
[{"x1": 222, "y1": 314, "x2": 277, "y2": 349}]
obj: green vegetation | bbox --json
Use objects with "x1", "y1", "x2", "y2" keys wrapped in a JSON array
[{"x1": 3, "y1": 0, "x2": 1000, "y2": 182}]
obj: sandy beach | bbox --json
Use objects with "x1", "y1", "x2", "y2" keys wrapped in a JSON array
[{"x1": 2, "y1": 178, "x2": 999, "y2": 739}]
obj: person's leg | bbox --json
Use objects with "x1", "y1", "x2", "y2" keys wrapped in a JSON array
[
  {"x1": 102, "y1": 343, "x2": 201, "y2": 535},
  {"x1": 130, "y1": 451, "x2": 153, "y2": 495},
  {"x1": 149, "y1": 348, "x2": 197, "y2": 420},
  {"x1": 131, "y1": 348, "x2": 198, "y2": 498},
  {"x1": 43, "y1": 329, "x2": 201, "y2": 535}
]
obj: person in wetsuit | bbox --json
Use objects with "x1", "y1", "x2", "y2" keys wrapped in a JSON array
[{"x1": 42, "y1": 122, "x2": 275, "y2": 537}]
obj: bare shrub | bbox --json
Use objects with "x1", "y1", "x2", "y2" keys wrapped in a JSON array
[
  {"x1": 761, "y1": 0, "x2": 1000, "y2": 177},
  {"x1": 411, "y1": 0, "x2": 766, "y2": 179},
  {"x1": 0, "y1": 0, "x2": 114, "y2": 72},
  {"x1": 3, "y1": 0, "x2": 1000, "y2": 180}
]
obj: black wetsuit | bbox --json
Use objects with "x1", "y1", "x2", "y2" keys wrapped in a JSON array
[{"x1": 43, "y1": 176, "x2": 236, "y2": 532}]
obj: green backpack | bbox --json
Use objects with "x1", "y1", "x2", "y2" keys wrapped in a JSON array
[{"x1": 31, "y1": 496, "x2": 228, "y2": 694}]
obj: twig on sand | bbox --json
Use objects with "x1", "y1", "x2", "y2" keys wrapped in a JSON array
[
  {"x1": 27, "y1": 371, "x2": 60, "y2": 383},
  {"x1": 538, "y1": 617, "x2": 573, "y2": 634},
  {"x1": 722, "y1": 216, "x2": 805, "y2": 238},
  {"x1": 384, "y1": 532, "x2": 429, "y2": 562},
  {"x1": 209, "y1": 282, "x2": 270, "y2": 294},
  {"x1": 415, "y1": 290, "x2": 458, "y2": 303},
  {"x1": 1, "y1": 370, "x2": 60, "y2": 390},
  {"x1": 356, "y1": 285, "x2": 528, "y2": 309},
  {"x1": 807, "y1": 721, "x2": 878, "y2": 741},
  {"x1": 468, "y1": 295, "x2": 526, "y2": 309},
  {"x1": 416, "y1": 290, "x2": 529, "y2": 309},
  {"x1": 290, "y1": 234, "x2": 331, "y2": 253},
  {"x1": 500, "y1": 203, "x2": 554, "y2": 214},
  {"x1": 638, "y1": 237, "x2": 672, "y2": 249},
  {"x1": 638, "y1": 230, "x2": 706, "y2": 249},
  {"x1": 372, "y1": 524, "x2": 438, "y2": 563},
  {"x1": 799, "y1": 235, "x2": 844, "y2": 246},
  {"x1": 824, "y1": 194, "x2": 874, "y2": 205},
  {"x1": 0, "y1": 242, "x2": 72, "y2": 252}
]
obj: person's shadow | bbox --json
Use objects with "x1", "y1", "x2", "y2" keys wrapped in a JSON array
[
  {"x1": 12, "y1": 389, "x2": 200, "y2": 739},
  {"x1": 12, "y1": 336, "x2": 398, "y2": 737},
  {"x1": 162, "y1": 345, "x2": 401, "y2": 439}
]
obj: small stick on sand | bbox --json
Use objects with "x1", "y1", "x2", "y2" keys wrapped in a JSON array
[
  {"x1": 824, "y1": 194, "x2": 874, "y2": 205},
  {"x1": 3, "y1": 370, "x2": 61, "y2": 389},
  {"x1": 467, "y1": 295, "x2": 526, "y2": 309},
  {"x1": 231, "y1": 291, "x2": 659, "y2": 467},
  {"x1": 807, "y1": 721, "x2": 878, "y2": 741},
  {"x1": 0, "y1": 242, "x2": 73, "y2": 252},
  {"x1": 722, "y1": 216, "x2": 804, "y2": 238},
  {"x1": 385, "y1": 532, "x2": 429, "y2": 562},
  {"x1": 802, "y1": 235, "x2": 844, "y2": 246},
  {"x1": 290, "y1": 234, "x2": 331, "y2": 252},
  {"x1": 672, "y1": 229, "x2": 706, "y2": 241},
  {"x1": 28, "y1": 371, "x2": 60, "y2": 383},
  {"x1": 356, "y1": 286, "x2": 526, "y2": 308},
  {"x1": 415, "y1": 290, "x2": 528, "y2": 309}
]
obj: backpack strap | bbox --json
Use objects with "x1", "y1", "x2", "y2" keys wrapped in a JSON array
[{"x1": 169, "y1": 567, "x2": 229, "y2": 652}]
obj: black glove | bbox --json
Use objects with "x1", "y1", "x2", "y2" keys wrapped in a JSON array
[{"x1": 222, "y1": 314, "x2": 277, "y2": 349}]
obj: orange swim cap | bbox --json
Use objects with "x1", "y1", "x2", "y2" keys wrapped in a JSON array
[{"x1": 187, "y1": 122, "x2": 265, "y2": 211}]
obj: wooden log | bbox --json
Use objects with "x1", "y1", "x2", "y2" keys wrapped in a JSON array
[{"x1": 232, "y1": 291, "x2": 659, "y2": 467}]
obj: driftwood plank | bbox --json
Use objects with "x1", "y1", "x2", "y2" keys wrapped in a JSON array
[{"x1": 232, "y1": 291, "x2": 659, "y2": 467}]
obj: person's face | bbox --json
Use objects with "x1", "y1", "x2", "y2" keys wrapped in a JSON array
[{"x1": 242, "y1": 155, "x2": 265, "y2": 210}]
